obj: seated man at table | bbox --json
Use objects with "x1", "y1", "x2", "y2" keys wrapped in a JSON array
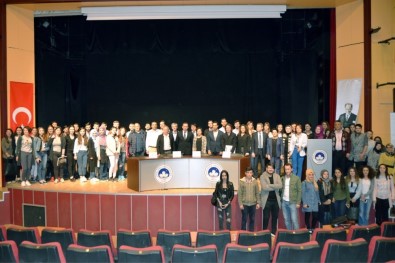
[{"x1": 156, "y1": 126, "x2": 174, "y2": 156}]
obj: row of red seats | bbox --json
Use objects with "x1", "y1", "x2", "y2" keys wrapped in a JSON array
[{"x1": 0, "y1": 223, "x2": 394, "y2": 262}]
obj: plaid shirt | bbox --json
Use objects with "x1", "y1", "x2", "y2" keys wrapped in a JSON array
[{"x1": 329, "y1": 130, "x2": 350, "y2": 153}]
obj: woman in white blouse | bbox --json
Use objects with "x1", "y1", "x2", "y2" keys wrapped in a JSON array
[
  {"x1": 289, "y1": 124, "x2": 308, "y2": 179},
  {"x1": 106, "y1": 127, "x2": 120, "y2": 182}
]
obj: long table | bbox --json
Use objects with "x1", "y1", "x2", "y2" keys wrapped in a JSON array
[{"x1": 127, "y1": 156, "x2": 249, "y2": 192}]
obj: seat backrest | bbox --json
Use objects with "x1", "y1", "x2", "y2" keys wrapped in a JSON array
[
  {"x1": 237, "y1": 230, "x2": 271, "y2": 249},
  {"x1": 311, "y1": 228, "x2": 347, "y2": 248},
  {"x1": 66, "y1": 244, "x2": 114, "y2": 263},
  {"x1": 171, "y1": 244, "x2": 217, "y2": 263},
  {"x1": 0, "y1": 226, "x2": 7, "y2": 241},
  {"x1": 272, "y1": 241, "x2": 320, "y2": 263},
  {"x1": 0, "y1": 240, "x2": 19, "y2": 263},
  {"x1": 347, "y1": 224, "x2": 381, "y2": 242},
  {"x1": 321, "y1": 238, "x2": 368, "y2": 263},
  {"x1": 381, "y1": 222, "x2": 395, "y2": 237},
  {"x1": 118, "y1": 245, "x2": 164, "y2": 263},
  {"x1": 272, "y1": 229, "x2": 310, "y2": 254},
  {"x1": 196, "y1": 230, "x2": 231, "y2": 262},
  {"x1": 41, "y1": 228, "x2": 75, "y2": 253},
  {"x1": 7, "y1": 227, "x2": 41, "y2": 247},
  {"x1": 19, "y1": 241, "x2": 66, "y2": 263},
  {"x1": 368, "y1": 236, "x2": 395, "y2": 263},
  {"x1": 77, "y1": 230, "x2": 115, "y2": 257},
  {"x1": 223, "y1": 243, "x2": 270, "y2": 263},
  {"x1": 116, "y1": 229, "x2": 152, "y2": 248},
  {"x1": 156, "y1": 230, "x2": 191, "y2": 262}
]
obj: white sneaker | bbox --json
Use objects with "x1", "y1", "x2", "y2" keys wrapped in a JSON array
[
  {"x1": 80, "y1": 176, "x2": 87, "y2": 183},
  {"x1": 21, "y1": 181, "x2": 26, "y2": 187},
  {"x1": 60, "y1": 178, "x2": 64, "y2": 183},
  {"x1": 25, "y1": 180, "x2": 31, "y2": 186},
  {"x1": 54, "y1": 179, "x2": 59, "y2": 184},
  {"x1": 90, "y1": 178, "x2": 99, "y2": 183}
]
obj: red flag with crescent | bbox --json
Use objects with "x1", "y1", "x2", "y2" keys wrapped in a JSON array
[{"x1": 9, "y1": 81, "x2": 34, "y2": 131}]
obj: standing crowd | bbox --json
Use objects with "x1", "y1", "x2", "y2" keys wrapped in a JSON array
[{"x1": 2, "y1": 118, "x2": 395, "y2": 231}]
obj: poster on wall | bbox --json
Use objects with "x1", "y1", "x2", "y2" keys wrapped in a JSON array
[
  {"x1": 336, "y1": 79, "x2": 362, "y2": 128},
  {"x1": 9, "y1": 81, "x2": 34, "y2": 131}
]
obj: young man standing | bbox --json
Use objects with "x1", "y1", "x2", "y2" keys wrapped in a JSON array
[
  {"x1": 281, "y1": 163, "x2": 302, "y2": 230},
  {"x1": 238, "y1": 167, "x2": 261, "y2": 231}
]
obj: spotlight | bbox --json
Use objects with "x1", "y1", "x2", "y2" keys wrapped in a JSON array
[{"x1": 42, "y1": 21, "x2": 50, "y2": 28}]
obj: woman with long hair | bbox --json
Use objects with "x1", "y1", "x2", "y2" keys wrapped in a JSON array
[
  {"x1": 192, "y1": 127, "x2": 207, "y2": 155},
  {"x1": 65, "y1": 125, "x2": 77, "y2": 182},
  {"x1": 74, "y1": 128, "x2": 89, "y2": 182},
  {"x1": 304, "y1": 123, "x2": 313, "y2": 139},
  {"x1": 359, "y1": 166, "x2": 374, "y2": 225},
  {"x1": 47, "y1": 127, "x2": 66, "y2": 183},
  {"x1": 346, "y1": 167, "x2": 362, "y2": 222},
  {"x1": 373, "y1": 164, "x2": 395, "y2": 225},
  {"x1": 317, "y1": 169, "x2": 333, "y2": 225},
  {"x1": 106, "y1": 127, "x2": 120, "y2": 182},
  {"x1": 37, "y1": 127, "x2": 49, "y2": 184},
  {"x1": 30, "y1": 127, "x2": 41, "y2": 182},
  {"x1": 13, "y1": 126, "x2": 23, "y2": 182},
  {"x1": 15, "y1": 126, "x2": 34, "y2": 187},
  {"x1": 332, "y1": 168, "x2": 350, "y2": 218},
  {"x1": 214, "y1": 170, "x2": 234, "y2": 230},
  {"x1": 302, "y1": 169, "x2": 320, "y2": 232},
  {"x1": 117, "y1": 127, "x2": 127, "y2": 181},
  {"x1": 289, "y1": 124, "x2": 308, "y2": 178},
  {"x1": 236, "y1": 124, "x2": 251, "y2": 156},
  {"x1": 45, "y1": 125, "x2": 55, "y2": 180},
  {"x1": 2, "y1": 128, "x2": 15, "y2": 182}
]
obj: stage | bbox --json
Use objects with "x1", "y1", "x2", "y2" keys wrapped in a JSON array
[{"x1": 4, "y1": 180, "x2": 254, "y2": 236}]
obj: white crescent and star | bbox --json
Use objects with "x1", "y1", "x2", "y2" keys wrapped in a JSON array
[{"x1": 12, "y1": 107, "x2": 32, "y2": 125}]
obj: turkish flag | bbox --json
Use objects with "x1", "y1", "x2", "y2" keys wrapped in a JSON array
[{"x1": 9, "y1": 81, "x2": 35, "y2": 131}]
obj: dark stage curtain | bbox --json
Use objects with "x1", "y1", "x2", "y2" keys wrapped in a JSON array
[{"x1": 35, "y1": 9, "x2": 332, "y2": 128}]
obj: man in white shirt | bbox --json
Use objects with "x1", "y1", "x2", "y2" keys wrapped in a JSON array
[
  {"x1": 219, "y1": 118, "x2": 227, "y2": 133},
  {"x1": 145, "y1": 122, "x2": 162, "y2": 153},
  {"x1": 156, "y1": 126, "x2": 173, "y2": 155},
  {"x1": 233, "y1": 120, "x2": 240, "y2": 135},
  {"x1": 281, "y1": 163, "x2": 302, "y2": 230}
]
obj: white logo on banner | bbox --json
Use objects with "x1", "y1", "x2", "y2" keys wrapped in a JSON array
[
  {"x1": 12, "y1": 107, "x2": 32, "y2": 125},
  {"x1": 154, "y1": 165, "x2": 173, "y2": 184},
  {"x1": 312, "y1": 150, "x2": 328, "y2": 165},
  {"x1": 205, "y1": 163, "x2": 223, "y2": 182}
]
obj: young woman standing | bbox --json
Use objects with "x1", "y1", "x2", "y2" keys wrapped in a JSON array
[
  {"x1": 74, "y1": 128, "x2": 89, "y2": 182},
  {"x1": 373, "y1": 164, "x2": 395, "y2": 225},
  {"x1": 302, "y1": 169, "x2": 320, "y2": 232},
  {"x1": 215, "y1": 170, "x2": 234, "y2": 230},
  {"x1": 332, "y1": 168, "x2": 350, "y2": 218},
  {"x1": 37, "y1": 127, "x2": 49, "y2": 184},
  {"x1": 48, "y1": 127, "x2": 66, "y2": 183},
  {"x1": 15, "y1": 127, "x2": 34, "y2": 187},
  {"x1": 359, "y1": 166, "x2": 374, "y2": 225},
  {"x1": 106, "y1": 127, "x2": 120, "y2": 182}
]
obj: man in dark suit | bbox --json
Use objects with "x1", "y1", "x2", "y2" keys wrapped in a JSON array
[
  {"x1": 178, "y1": 122, "x2": 193, "y2": 155},
  {"x1": 338, "y1": 103, "x2": 357, "y2": 128},
  {"x1": 207, "y1": 121, "x2": 224, "y2": 156},
  {"x1": 170, "y1": 122, "x2": 179, "y2": 151},
  {"x1": 222, "y1": 124, "x2": 237, "y2": 153},
  {"x1": 266, "y1": 129, "x2": 284, "y2": 175},
  {"x1": 156, "y1": 126, "x2": 174, "y2": 155},
  {"x1": 251, "y1": 123, "x2": 268, "y2": 178}
]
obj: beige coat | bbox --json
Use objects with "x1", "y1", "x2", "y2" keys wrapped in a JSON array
[{"x1": 260, "y1": 171, "x2": 282, "y2": 208}]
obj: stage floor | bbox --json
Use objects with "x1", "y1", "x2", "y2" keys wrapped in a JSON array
[{"x1": 5, "y1": 180, "x2": 214, "y2": 195}]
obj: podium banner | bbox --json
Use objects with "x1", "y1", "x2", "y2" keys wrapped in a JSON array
[{"x1": 306, "y1": 139, "x2": 332, "y2": 181}]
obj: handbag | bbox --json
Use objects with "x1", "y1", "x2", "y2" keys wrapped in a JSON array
[
  {"x1": 347, "y1": 206, "x2": 359, "y2": 221},
  {"x1": 57, "y1": 156, "x2": 67, "y2": 166},
  {"x1": 5, "y1": 158, "x2": 17, "y2": 176}
]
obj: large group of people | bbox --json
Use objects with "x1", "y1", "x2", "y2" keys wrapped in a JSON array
[{"x1": 1, "y1": 117, "x2": 395, "y2": 230}]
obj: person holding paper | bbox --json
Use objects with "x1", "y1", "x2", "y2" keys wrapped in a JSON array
[{"x1": 222, "y1": 124, "x2": 237, "y2": 153}]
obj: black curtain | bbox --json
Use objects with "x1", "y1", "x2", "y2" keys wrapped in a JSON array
[{"x1": 35, "y1": 9, "x2": 331, "y2": 128}]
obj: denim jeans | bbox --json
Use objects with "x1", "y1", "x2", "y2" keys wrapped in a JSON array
[
  {"x1": 217, "y1": 204, "x2": 232, "y2": 230},
  {"x1": 117, "y1": 152, "x2": 126, "y2": 177},
  {"x1": 333, "y1": 199, "x2": 347, "y2": 219},
  {"x1": 282, "y1": 201, "x2": 299, "y2": 230},
  {"x1": 241, "y1": 205, "x2": 256, "y2": 231},
  {"x1": 358, "y1": 198, "x2": 372, "y2": 226},
  {"x1": 77, "y1": 151, "x2": 88, "y2": 177},
  {"x1": 270, "y1": 157, "x2": 282, "y2": 175},
  {"x1": 36, "y1": 152, "x2": 47, "y2": 181},
  {"x1": 20, "y1": 151, "x2": 33, "y2": 181},
  {"x1": 99, "y1": 162, "x2": 109, "y2": 180},
  {"x1": 291, "y1": 148, "x2": 304, "y2": 179}
]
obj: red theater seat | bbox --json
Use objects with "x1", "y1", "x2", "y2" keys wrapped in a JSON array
[
  {"x1": 311, "y1": 227, "x2": 346, "y2": 248},
  {"x1": 381, "y1": 222, "x2": 395, "y2": 237},
  {"x1": 171, "y1": 244, "x2": 217, "y2": 263},
  {"x1": 236, "y1": 230, "x2": 271, "y2": 249},
  {"x1": 0, "y1": 225, "x2": 6, "y2": 241},
  {"x1": 368, "y1": 236, "x2": 395, "y2": 263},
  {"x1": 223, "y1": 243, "x2": 270, "y2": 263},
  {"x1": 196, "y1": 230, "x2": 231, "y2": 262},
  {"x1": 66, "y1": 244, "x2": 114, "y2": 263},
  {"x1": 117, "y1": 229, "x2": 152, "y2": 249},
  {"x1": 156, "y1": 230, "x2": 191, "y2": 262},
  {"x1": 118, "y1": 245, "x2": 165, "y2": 263},
  {"x1": 272, "y1": 241, "x2": 320, "y2": 263},
  {"x1": 347, "y1": 224, "x2": 381, "y2": 243},
  {"x1": 320, "y1": 238, "x2": 368, "y2": 263},
  {"x1": 0, "y1": 240, "x2": 19, "y2": 263},
  {"x1": 6, "y1": 227, "x2": 41, "y2": 247},
  {"x1": 41, "y1": 228, "x2": 76, "y2": 253},
  {"x1": 272, "y1": 228, "x2": 310, "y2": 255},
  {"x1": 19, "y1": 241, "x2": 66, "y2": 263},
  {"x1": 77, "y1": 229, "x2": 116, "y2": 259}
]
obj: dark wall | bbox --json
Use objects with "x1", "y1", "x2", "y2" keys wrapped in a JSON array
[{"x1": 35, "y1": 9, "x2": 331, "y2": 129}]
